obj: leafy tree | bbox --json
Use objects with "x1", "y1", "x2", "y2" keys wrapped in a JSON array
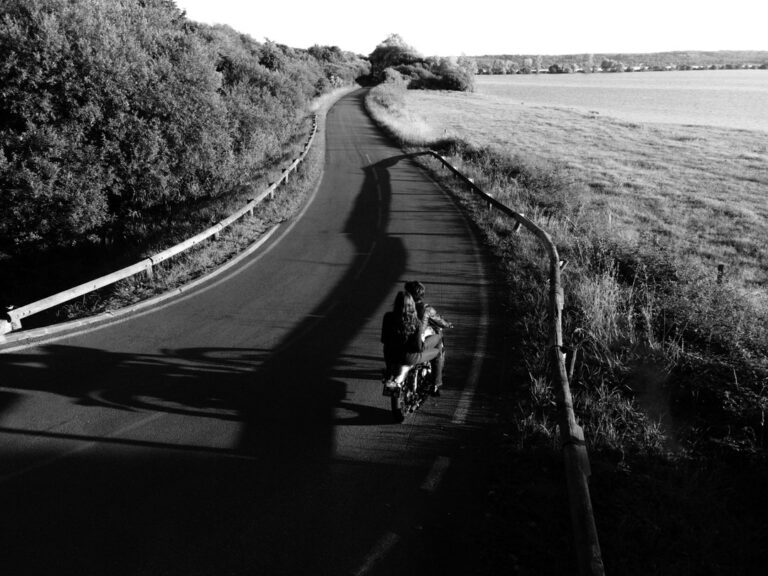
[
  {"x1": 491, "y1": 59, "x2": 507, "y2": 74},
  {"x1": 259, "y1": 39, "x2": 287, "y2": 71},
  {"x1": 457, "y1": 54, "x2": 477, "y2": 77},
  {"x1": 600, "y1": 58, "x2": 625, "y2": 72},
  {"x1": 369, "y1": 34, "x2": 422, "y2": 80},
  {"x1": 308, "y1": 43, "x2": 370, "y2": 87},
  {"x1": 0, "y1": 0, "x2": 235, "y2": 247},
  {"x1": 0, "y1": 1, "x2": 368, "y2": 253}
]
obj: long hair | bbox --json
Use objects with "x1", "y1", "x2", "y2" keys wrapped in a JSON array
[{"x1": 392, "y1": 291, "x2": 420, "y2": 340}]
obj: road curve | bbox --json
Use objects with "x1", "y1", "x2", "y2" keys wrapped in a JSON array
[{"x1": 0, "y1": 89, "x2": 504, "y2": 575}]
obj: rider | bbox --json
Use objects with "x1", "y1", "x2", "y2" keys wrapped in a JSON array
[
  {"x1": 403, "y1": 281, "x2": 452, "y2": 394},
  {"x1": 381, "y1": 291, "x2": 443, "y2": 390}
]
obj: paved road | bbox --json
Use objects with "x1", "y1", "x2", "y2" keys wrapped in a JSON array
[{"x1": 0, "y1": 89, "x2": 505, "y2": 575}]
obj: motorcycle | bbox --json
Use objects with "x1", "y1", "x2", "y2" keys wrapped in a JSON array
[{"x1": 382, "y1": 361, "x2": 435, "y2": 422}]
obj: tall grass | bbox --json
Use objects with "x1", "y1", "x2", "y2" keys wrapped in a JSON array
[
  {"x1": 365, "y1": 78, "x2": 438, "y2": 146},
  {"x1": 366, "y1": 80, "x2": 768, "y2": 572},
  {"x1": 365, "y1": 81, "x2": 768, "y2": 459}
]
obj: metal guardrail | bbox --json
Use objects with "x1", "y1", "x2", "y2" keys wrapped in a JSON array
[
  {"x1": 0, "y1": 116, "x2": 318, "y2": 337},
  {"x1": 427, "y1": 150, "x2": 605, "y2": 576}
]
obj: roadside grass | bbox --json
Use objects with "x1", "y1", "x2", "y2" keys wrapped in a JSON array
[
  {"x1": 3, "y1": 86, "x2": 355, "y2": 330},
  {"x1": 365, "y1": 81, "x2": 768, "y2": 574},
  {"x1": 400, "y1": 89, "x2": 768, "y2": 292}
]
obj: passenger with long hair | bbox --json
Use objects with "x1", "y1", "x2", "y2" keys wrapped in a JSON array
[
  {"x1": 381, "y1": 291, "x2": 443, "y2": 385},
  {"x1": 404, "y1": 280, "x2": 450, "y2": 392}
]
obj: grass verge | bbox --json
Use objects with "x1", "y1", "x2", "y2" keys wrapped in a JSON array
[{"x1": 366, "y1": 80, "x2": 768, "y2": 574}]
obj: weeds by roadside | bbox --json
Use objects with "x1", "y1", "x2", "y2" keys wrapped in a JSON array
[
  {"x1": 366, "y1": 80, "x2": 768, "y2": 458},
  {"x1": 365, "y1": 80, "x2": 768, "y2": 574}
]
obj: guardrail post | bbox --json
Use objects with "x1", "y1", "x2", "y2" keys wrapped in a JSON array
[
  {"x1": 3, "y1": 308, "x2": 21, "y2": 333},
  {"x1": 432, "y1": 150, "x2": 604, "y2": 575},
  {"x1": 550, "y1": 265, "x2": 604, "y2": 576},
  {"x1": 4, "y1": 316, "x2": 21, "y2": 333}
]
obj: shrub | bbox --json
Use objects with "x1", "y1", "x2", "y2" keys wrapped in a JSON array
[
  {"x1": 0, "y1": 1, "x2": 368, "y2": 254},
  {"x1": 368, "y1": 33, "x2": 421, "y2": 81},
  {"x1": 0, "y1": 0, "x2": 232, "y2": 248},
  {"x1": 369, "y1": 36, "x2": 475, "y2": 92}
]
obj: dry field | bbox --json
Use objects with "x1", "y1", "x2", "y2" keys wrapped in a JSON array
[
  {"x1": 367, "y1": 82, "x2": 768, "y2": 574},
  {"x1": 397, "y1": 90, "x2": 768, "y2": 291}
]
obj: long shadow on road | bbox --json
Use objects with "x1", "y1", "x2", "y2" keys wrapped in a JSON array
[
  {"x1": 236, "y1": 153, "x2": 410, "y2": 463},
  {"x1": 0, "y1": 152, "x2": 469, "y2": 575}
]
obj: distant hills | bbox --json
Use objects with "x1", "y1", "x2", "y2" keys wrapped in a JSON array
[{"x1": 473, "y1": 50, "x2": 768, "y2": 74}]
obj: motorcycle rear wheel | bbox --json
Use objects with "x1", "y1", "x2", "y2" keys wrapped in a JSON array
[{"x1": 390, "y1": 393, "x2": 405, "y2": 422}]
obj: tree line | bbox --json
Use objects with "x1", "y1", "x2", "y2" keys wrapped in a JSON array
[
  {"x1": 475, "y1": 50, "x2": 768, "y2": 74},
  {"x1": 368, "y1": 34, "x2": 477, "y2": 92},
  {"x1": 0, "y1": 0, "x2": 368, "y2": 255}
]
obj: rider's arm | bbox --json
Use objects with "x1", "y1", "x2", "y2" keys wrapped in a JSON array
[{"x1": 425, "y1": 304, "x2": 453, "y2": 329}]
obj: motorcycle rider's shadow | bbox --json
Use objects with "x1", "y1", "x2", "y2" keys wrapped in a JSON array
[
  {"x1": 333, "y1": 398, "x2": 394, "y2": 426},
  {"x1": 235, "y1": 152, "x2": 412, "y2": 469}
]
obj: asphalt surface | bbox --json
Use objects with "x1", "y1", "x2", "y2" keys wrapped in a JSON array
[{"x1": 0, "y1": 89, "x2": 508, "y2": 575}]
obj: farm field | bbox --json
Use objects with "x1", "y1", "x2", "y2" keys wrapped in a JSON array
[
  {"x1": 367, "y1": 80, "x2": 768, "y2": 574},
  {"x1": 396, "y1": 88, "x2": 768, "y2": 294}
]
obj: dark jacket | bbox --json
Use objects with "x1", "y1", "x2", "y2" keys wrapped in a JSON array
[{"x1": 415, "y1": 300, "x2": 451, "y2": 331}]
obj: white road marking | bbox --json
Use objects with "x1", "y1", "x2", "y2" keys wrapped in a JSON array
[
  {"x1": 420, "y1": 456, "x2": 451, "y2": 492},
  {"x1": 355, "y1": 158, "x2": 494, "y2": 572},
  {"x1": 352, "y1": 531, "x2": 400, "y2": 576},
  {"x1": 450, "y1": 189, "x2": 491, "y2": 425},
  {"x1": 452, "y1": 348, "x2": 486, "y2": 425}
]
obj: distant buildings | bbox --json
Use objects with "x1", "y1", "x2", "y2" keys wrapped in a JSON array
[{"x1": 474, "y1": 53, "x2": 768, "y2": 74}]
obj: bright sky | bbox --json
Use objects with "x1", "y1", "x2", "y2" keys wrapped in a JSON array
[{"x1": 174, "y1": 0, "x2": 768, "y2": 57}]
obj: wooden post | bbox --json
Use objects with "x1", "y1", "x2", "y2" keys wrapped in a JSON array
[
  {"x1": 1, "y1": 307, "x2": 16, "y2": 335},
  {"x1": 439, "y1": 161, "x2": 603, "y2": 572},
  {"x1": 717, "y1": 264, "x2": 725, "y2": 284},
  {"x1": 568, "y1": 346, "x2": 578, "y2": 383},
  {"x1": 6, "y1": 310, "x2": 22, "y2": 332},
  {"x1": 550, "y1": 257, "x2": 605, "y2": 576}
]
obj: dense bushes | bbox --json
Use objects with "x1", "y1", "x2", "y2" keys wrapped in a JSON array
[
  {"x1": 369, "y1": 34, "x2": 475, "y2": 92},
  {"x1": 0, "y1": 0, "x2": 368, "y2": 254}
]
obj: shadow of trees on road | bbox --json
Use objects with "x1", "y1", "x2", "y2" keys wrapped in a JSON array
[{"x1": 0, "y1": 148, "x2": 438, "y2": 574}]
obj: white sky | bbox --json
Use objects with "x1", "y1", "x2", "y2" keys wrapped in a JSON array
[{"x1": 174, "y1": 0, "x2": 768, "y2": 57}]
